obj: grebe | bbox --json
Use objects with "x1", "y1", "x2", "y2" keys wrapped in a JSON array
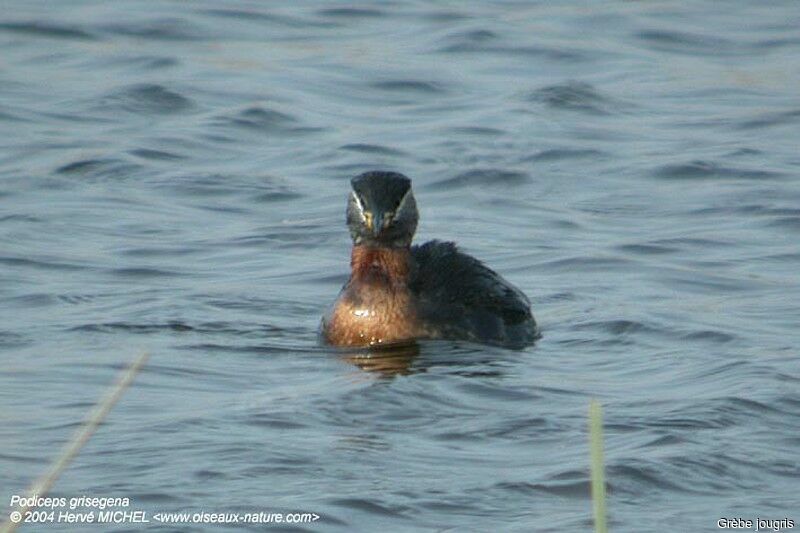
[{"x1": 321, "y1": 171, "x2": 539, "y2": 348}]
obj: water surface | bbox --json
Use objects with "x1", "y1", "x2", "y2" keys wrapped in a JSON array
[{"x1": 2, "y1": 1, "x2": 799, "y2": 531}]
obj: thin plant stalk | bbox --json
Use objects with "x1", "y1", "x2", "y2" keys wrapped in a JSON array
[
  {"x1": 589, "y1": 400, "x2": 608, "y2": 533},
  {"x1": 1, "y1": 352, "x2": 149, "y2": 533}
]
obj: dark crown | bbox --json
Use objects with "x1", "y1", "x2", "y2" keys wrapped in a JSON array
[{"x1": 350, "y1": 171, "x2": 411, "y2": 213}]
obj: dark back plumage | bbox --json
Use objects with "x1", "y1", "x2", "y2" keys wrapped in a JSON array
[{"x1": 410, "y1": 240, "x2": 539, "y2": 348}]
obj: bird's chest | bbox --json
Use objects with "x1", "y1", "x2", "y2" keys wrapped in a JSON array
[{"x1": 323, "y1": 282, "x2": 421, "y2": 346}]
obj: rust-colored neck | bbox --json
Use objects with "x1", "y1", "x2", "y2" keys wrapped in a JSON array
[{"x1": 350, "y1": 245, "x2": 411, "y2": 285}]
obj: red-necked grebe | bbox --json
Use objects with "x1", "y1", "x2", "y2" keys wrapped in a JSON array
[{"x1": 322, "y1": 171, "x2": 539, "y2": 348}]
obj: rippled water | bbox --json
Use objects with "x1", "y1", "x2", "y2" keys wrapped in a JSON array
[{"x1": 2, "y1": 1, "x2": 799, "y2": 531}]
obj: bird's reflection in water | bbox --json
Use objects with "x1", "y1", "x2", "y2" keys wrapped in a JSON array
[{"x1": 340, "y1": 342, "x2": 422, "y2": 377}]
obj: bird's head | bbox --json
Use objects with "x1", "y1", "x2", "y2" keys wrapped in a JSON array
[{"x1": 346, "y1": 171, "x2": 418, "y2": 247}]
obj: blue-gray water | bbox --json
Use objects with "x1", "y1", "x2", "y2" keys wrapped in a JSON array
[{"x1": 2, "y1": 1, "x2": 799, "y2": 531}]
